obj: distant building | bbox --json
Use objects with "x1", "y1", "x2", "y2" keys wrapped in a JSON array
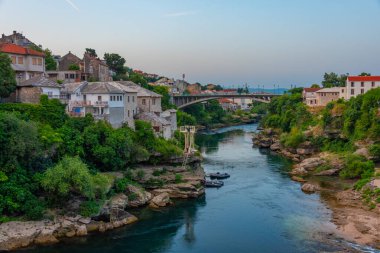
[
  {"x1": 345, "y1": 76, "x2": 380, "y2": 99},
  {"x1": 0, "y1": 31, "x2": 35, "y2": 47},
  {"x1": 315, "y1": 87, "x2": 345, "y2": 106},
  {"x1": 219, "y1": 98, "x2": 238, "y2": 111},
  {"x1": 62, "y1": 81, "x2": 137, "y2": 128},
  {"x1": 302, "y1": 88, "x2": 321, "y2": 107},
  {"x1": 14, "y1": 75, "x2": 63, "y2": 104},
  {"x1": 137, "y1": 112, "x2": 172, "y2": 140},
  {"x1": 0, "y1": 43, "x2": 45, "y2": 83},
  {"x1": 82, "y1": 52, "x2": 112, "y2": 82}
]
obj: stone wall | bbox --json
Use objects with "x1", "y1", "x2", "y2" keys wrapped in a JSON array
[{"x1": 17, "y1": 87, "x2": 42, "y2": 104}]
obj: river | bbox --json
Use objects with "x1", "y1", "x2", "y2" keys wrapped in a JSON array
[{"x1": 18, "y1": 124, "x2": 378, "y2": 253}]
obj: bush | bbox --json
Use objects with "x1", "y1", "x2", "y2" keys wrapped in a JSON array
[
  {"x1": 41, "y1": 157, "x2": 101, "y2": 200},
  {"x1": 115, "y1": 177, "x2": 136, "y2": 193},
  {"x1": 79, "y1": 200, "x2": 102, "y2": 217},
  {"x1": 369, "y1": 144, "x2": 380, "y2": 161},
  {"x1": 145, "y1": 178, "x2": 164, "y2": 188},
  {"x1": 340, "y1": 155, "x2": 375, "y2": 179},
  {"x1": 175, "y1": 174, "x2": 183, "y2": 184},
  {"x1": 136, "y1": 170, "x2": 145, "y2": 180},
  {"x1": 24, "y1": 198, "x2": 45, "y2": 220},
  {"x1": 280, "y1": 127, "x2": 304, "y2": 148}
]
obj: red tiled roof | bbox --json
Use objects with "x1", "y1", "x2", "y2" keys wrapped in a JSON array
[
  {"x1": 0, "y1": 43, "x2": 45, "y2": 57},
  {"x1": 304, "y1": 88, "x2": 320, "y2": 92},
  {"x1": 347, "y1": 76, "x2": 380, "y2": 82}
]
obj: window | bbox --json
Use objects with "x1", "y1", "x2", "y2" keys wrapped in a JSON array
[
  {"x1": 128, "y1": 110, "x2": 130, "y2": 117},
  {"x1": 152, "y1": 98, "x2": 156, "y2": 105},
  {"x1": 342, "y1": 89, "x2": 344, "y2": 93},
  {"x1": 133, "y1": 110, "x2": 134, "y2": 115},
  {"x1": 128, "y1": 96, "x2": 130, "y2": 103},
  {"x1": 372, "y1": 82, "x2": 375, "y2": 87},
  {"x1": 37, "y1": 58, "x2": 42, "y2": 66},
  {"x1": 11, "y1": 56, "x2": 16, "y2": 64},
  {"x1": 65, "y1": 74, "x2": 69, "y2": 79},
  {"x1": 132, "y1": 96, "x2": 135, "y2": 102},
  {"x1": 361, "y1": 89, "x2": 364, "y2": 94},
  {"x1": 142, "y1": 99, "x2": 146, "y2": 105},
  {"x1": 17, "y1": 57, "x2": 23, "y2": 64},
  {"x1": 120, "y1": 96, "x2": 123, "y2": 101},
  {"x1": 32, "y1": 58, "x2": 37, "y2": 65},
  {"x1": 361, "y1": 82, "x2": 364, "y2": 87},
  {"x1": 98, "y1": 96, "x2": 102, "y2": 101},
  {"x1": 351, "y1": 89, "x2": 355, "y2": 95},
  {"x1": 351, "y1": 82, "x2": 355, "y2": 87},
  {"x1": 110, "y1": 96, "x2": 113, "y2": 101},
  {"x1": 69, "y1": 74, "x2": 75, "y2": 79}
]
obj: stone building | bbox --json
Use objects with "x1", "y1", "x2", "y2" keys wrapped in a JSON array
[
  {"x1": 0, "y1": 31, "x2": 34, "y2": 47},
  {"x1": 0, "y1": 43, "x2": 45, "y2": 83},
  {"x1": 82, "y1": 52, "x2": 112, "y2": 82},
  {"x1": 15, "y1": 75, "x2": 63, "y2": 104},
  {"x1": 302, "y1": 88, "x2": 321, "y2": 107},
  {"x1": 315, "y1": 87, "x2": 345, "y2": 106}
]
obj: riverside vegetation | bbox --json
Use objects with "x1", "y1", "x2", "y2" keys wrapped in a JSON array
[
  {"x1": 253, "y1": 85, "x2": 380, "y2": 248},
  {"x1": 0, "y1": 95, "x2": 209, "y2": 251}
]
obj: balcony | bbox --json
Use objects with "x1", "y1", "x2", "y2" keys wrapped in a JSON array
[
  {"x1": 70, "y1": 101, "x2": 92, "y2": 107},
  {"x1": 93, "y1": 114, "x2": 109, "y2": 121},
  {"x1": 69, "y1": 112, "x2": 85, "y2": 117},
  {"x1": 94, "y1": 101, "x2": 109, "y2": 107}
]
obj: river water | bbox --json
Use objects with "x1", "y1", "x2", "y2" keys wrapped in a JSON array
[{"x1": 18, "y1": 124, "x2": 377, "y2": 253}]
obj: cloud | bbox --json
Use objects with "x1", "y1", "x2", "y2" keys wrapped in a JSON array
[
  {"x1": 64, "y1": 0, "x2": 80, "y2": 12},
  {"x1": 163, "y1": 10, "x2": 198, "y2": 17}
]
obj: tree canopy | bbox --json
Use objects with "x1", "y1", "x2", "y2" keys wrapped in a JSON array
[
  {"x1": 85, "y1": 48, "x2": 97, "y2": 57},
  {"x1": 0, "y1": 52, "x2": 17, "y2": 98},
  {"x1": 104, "y1": 53, "x2": 126, "y2": 76}
]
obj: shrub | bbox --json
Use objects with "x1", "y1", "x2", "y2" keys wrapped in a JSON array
[
  {"x1": 175, "y1": 174, "x2": 183, "y2": 184},
  {"x1": 41, "y1": 157, "x2": 98, "y2": 200},
  {"x1": 79, "y1": 200, "x2": 102, "y2": 217},
  {"x1": 145, "y1": 178, "x2": 164, "y2": 188},
  {"x1": 340, "y1": 155, "x2": 375, "y2": 179},
  {"x1": 280, "y1": 127, "x2": 304, "y2": 148},
  {"x1": 24, "y1": 198, "x2": 45, "y2": 220},
  {"x1": 136, "y1": 170, "x2": 145, "y2": 180},
  {"x1": 115, "y1": 177, "x2": 133, "y2": 193},
  {"x1": 128, "y1": 193, "x2": 138, "y2": 201},
  {"x1": 369, "y1": 144, "x2": 380, "y2": 161}
]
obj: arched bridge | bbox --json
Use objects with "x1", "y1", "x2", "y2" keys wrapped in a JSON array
[{"x1": 172, "y1": 93, "x2": 279, "y2": 109}]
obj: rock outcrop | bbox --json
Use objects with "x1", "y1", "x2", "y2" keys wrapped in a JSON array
[
  {"x1": 149, "y1": 193, "x2": 171, "y2": 208},
  {"x1": 126, "y1": 185, "x2": 152, "y2": 208},
  {"x1": 0, "y1": 214, "x2": 138, "y2": 251},
  {"x1": 301, "y1": 183, "x2": 321, "y2": 193}
]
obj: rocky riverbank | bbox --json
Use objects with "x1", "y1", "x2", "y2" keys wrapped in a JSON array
[
  {"x1": 253, "y1": 129, "x2": 380, "y2": 249},
  {"x1": 0, "y1": 157, "x2": 205, "y2": 251}
]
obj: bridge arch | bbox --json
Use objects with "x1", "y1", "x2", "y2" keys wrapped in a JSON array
[{"x1": 172, "y1": 94, "x2": 277, "y2": 109}]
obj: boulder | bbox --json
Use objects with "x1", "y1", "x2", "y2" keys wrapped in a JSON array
[
  {"x1": 290, "y1": 166, "x2": 308, "y2": 176},
  {"x1": 108, "y1": 193, "x2": 128, "y2": 209},
  {"x1": 354, "y1": 147, "x2": 370, "y2": 160},
  {"x1": 76, "y1": 225, "x2": 87, "y2": 236},
  {"x1": 301, "y1": 183, "x2": 320, "y2": 193},
  {"x1": 126, "y1": 185, "x2": 152, "y2": 208},
  {"x1": 297, "y1": 157, "x2": 325, "y2": 171},
  {"x1": 270, "y1": 142, "x2": 281, "y2": 151},
  {"x1": 314, "y1": 169, "x2": 340, "y2": 176},
  {"x1": 296, "y1": 148, "x2": 314, "y2": 156},
  {"x1": 291, "y1": 176, "x2": 306, "y2": 183},
  {"x1": 149, "y1": 193, "x2": 171, "y2": 208}
]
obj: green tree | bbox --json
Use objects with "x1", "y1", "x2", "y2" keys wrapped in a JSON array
[
  {"x1": 85, "y1": 48, "x2": 97, "y2": 57},
  {"x1": 311, "y1": 84, "x2": 320, "y2": 88},
  {"x1": 68, "y1": 64, "x2": 80, "y2": 70},
  {"x1": 41, "y1": 156, "x2": 109, "y2": 200},
  {"x1": 44, "y1": 48, "x2": 57, "y2": 71},
  {"x1": 322, "y1": 72, "x2": 348, "y2": 88},
  {"x1": 359, "y1": 72, "x2": 371, "y2": 76},
  {"x1": 104, "y1": 53, "x2": 126, "y2": 76},
  {"x1": 0, "y1": 52, "x2": 17, "y2": 98}
]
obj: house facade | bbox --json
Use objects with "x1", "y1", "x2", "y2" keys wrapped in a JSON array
[
  {"x1": 15, "y1": 75, "x2": 63, "y2": 104},
  {"x1": 63, "y1": 81, "x2": 137, "y2": 128},
  {"x1": 0, "y1": 43, "x2": 45, "y2": 83},
  {"x1": 0, "y1": 31, "x2": 34, "y2": 47},
  {"x1": 302, "y1": 88, "x2": 321, "y2": 107},
  {"x1": 315, "y1": 87, "x2": 345, "y2": 106},
  {"x1": 345, "y1": 76, "x2": 380, "y2": 99}
]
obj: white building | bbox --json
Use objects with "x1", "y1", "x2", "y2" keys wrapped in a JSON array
[
  {"x1": 302, "y1": 88, "x2": 321, "y2": 107},
  {"x1": 345, "y1": 76, "x2": 380, "y2": 99},
  {"x1": 62, "y1": 81, "x2": 137, "y2": 129}
]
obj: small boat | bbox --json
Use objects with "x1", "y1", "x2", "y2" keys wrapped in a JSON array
[
  {"x1": 205, "y1": 180, "x2": 224, "y2": 188},
  {"x1": 209, "y1": 172, "x2": 230, "y2": 180}
]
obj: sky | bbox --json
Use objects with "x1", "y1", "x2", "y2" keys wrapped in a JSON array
[{"x1": 1, "y1": 0, "x2": 380, "y2": 88}]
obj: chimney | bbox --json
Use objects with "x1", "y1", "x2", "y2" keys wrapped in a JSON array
[{"x1": 13, "y1": 31, "x2": 16, "y2": 35}]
